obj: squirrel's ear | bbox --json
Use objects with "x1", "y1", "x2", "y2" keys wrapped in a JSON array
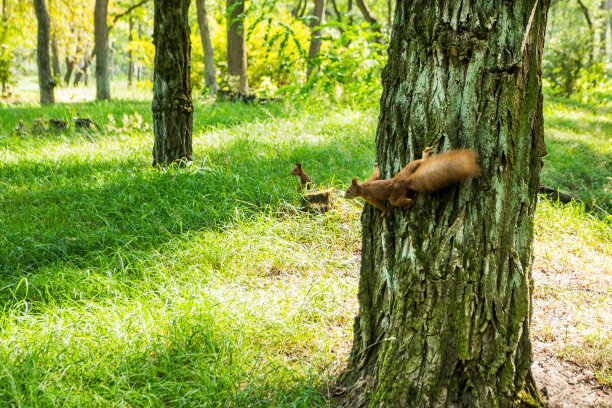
[
  {"x1": 296, "y1": 163, "x2": 301, "y2": 168},
  {"x1": 351, "y1": 178, "x2": 358, "y2": 185}
]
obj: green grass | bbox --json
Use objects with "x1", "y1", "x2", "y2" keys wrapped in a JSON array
[
  {"x1": 0, "y1": 80, "x2": 610, "y2": 405},
  {"x1": 542, "y1": 92, "x2": 612, "y2": 214},
  {"x1": 0, "y1": 87, "x2": 371, "y2": 406}
]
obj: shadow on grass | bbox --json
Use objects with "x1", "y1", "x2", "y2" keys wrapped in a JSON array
[
  {"x1": 541, "y1": 141, "x2": 612, "y2": 214},
  {"x1": 0, "y1": 129, "x2": 375, "y2": 299},
  {"x1": 0, "y1": 99, "x2": 292, "y2": 141},
  {"x1": 0, "y1": 309, "x2": 330, "y2": 407}
]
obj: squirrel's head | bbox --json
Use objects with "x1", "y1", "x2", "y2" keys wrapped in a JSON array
[
  {"x1": 344, "y1": 178, "x2": 361, "y2": 199},
  {"x1": 290, "y1": 163, "x2": 302, "y2": 176}
]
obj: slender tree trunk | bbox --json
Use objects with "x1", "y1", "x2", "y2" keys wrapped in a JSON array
[
  {"x1": 128, "y1": 16, "x2": 134, "y2": 86},
  {"x1": 338, "y1": 0, "x2": 550, "y2": 406},
  {"x1": 33, "y1": 0, "x2": 55, "y2": 105},
  {"x1": 73, "y1": 52, "x2": 92, "y2": 87},
  {"x1": 354, "y1": 0, "x2": 383, "y2": 44},
  {"x1": 330, "y1": 0, "x2": 342, "y2": 21},
  {"x1": 94, "y1": 0, "x2": 111, "y2": 100},
  {"x1": 292, "y1": 0, "x2": 303, "y2": 18},
  {"x1": 51, "y1": 34, "x2": 61, "y2": 80},
  {"x1": 298, "y1": 0, "x2": 308, "y2": 18},
  {"x1": 152, "y1": 0, "x2": 193, "y2": 166},
  {"x1": 64, "y1": 56, "x2": 76, "y2": 85},
  {"x1": 306, "y1": 0, "x2": 326, "y2": 80},
  {"x1": 226, "y1": 0, "x2": 248, "y2": 95},
  {"x1": 196, "y1": 0, "x2": 218, "y2": 94},
  {"x1": 348, "y1": 0, "x2": 353, "y2": 25}
]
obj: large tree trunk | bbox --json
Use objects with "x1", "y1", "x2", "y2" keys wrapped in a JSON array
[
  {"x1": 33, "y1": 0, "x2": 55, "y2": 105},
  {"x1": 338, "y1": 1, "x2": 550, "y2": 406},
  {"x1": 151, "y1": 0, "x2": 193, "y2": 166},
  {"x1": 94, "y1": 0, "x2": 111, "y2": 100},
  {"x1": 196, "y1": 0, "x2": 218, "y2": 94},
  {"x1": 306, "y1": 0, "x2": 326, "y2": 80},
  {"x1": 226, "y1": 0, "x2": 248, "y2": 95}
]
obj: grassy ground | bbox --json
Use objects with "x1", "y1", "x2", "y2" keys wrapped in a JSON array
[{"x1": 0, "y1": 81, "x2": 610, "y2": 406}]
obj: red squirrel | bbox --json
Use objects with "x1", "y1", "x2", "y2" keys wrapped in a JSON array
[
  {"x1": 290, "y1": 162, "x2": 313, "y2": 191},
  {"x1": 344, "y1": 147, "x2": 480, "y2": 217}
]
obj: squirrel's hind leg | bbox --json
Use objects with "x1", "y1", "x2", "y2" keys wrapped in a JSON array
[
  {"x1": 366, "y1": 199, "x2": 387, "y2": 217},
  {"x1": 389, "y1": 190, "x2": 414, "y2": 210}
]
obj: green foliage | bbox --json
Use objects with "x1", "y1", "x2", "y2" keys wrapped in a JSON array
[
  {"x1": 542, "y1": 26, "x2": 606, "y2": 96},
  {"x1": 542, "y1": 0, "x2": 610, "y2": 96},
  {"x1": 0, "y1": 43, "x2": 15, "y2": 96},
  {"x1": 307, "y1": 21, "x2": 386, "y2": 104}
]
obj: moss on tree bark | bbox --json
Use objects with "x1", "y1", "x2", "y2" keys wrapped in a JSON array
[{"x1": 339, "y1": 0, "x2": 550, "y2": 406}]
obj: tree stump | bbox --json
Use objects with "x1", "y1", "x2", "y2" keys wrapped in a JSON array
[{"x1": 300, "y1": 189, "x2": 333, "y2": 213}]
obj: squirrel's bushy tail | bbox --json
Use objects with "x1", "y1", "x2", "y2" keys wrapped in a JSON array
[{"x1": 405, "y1": 149, "x2": 480, "y2": 193}]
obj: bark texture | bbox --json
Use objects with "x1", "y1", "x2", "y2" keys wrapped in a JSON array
[
  {"x1": 306, "y1": 0, "x2": 326, "y2": 80},
  {"x1": 196, "y1": 0, "x2": 218, "y2": 94},
  {"x1": 151, "y1": 0, "x2": 193, "y2": 166},
  {"x1": 94, "y1": 0, "x2": 111, "y2": 100},
  {"x1": 339, "y1": 0, "x2": 550, "y2": 406},
  {"x1": 226, "y1": 0, "x2": 248, "y2": 94},
  {"x1": 33, "y1": 0, "x2": 55, "y2": 105}
]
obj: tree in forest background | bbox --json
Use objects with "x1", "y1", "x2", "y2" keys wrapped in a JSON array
[
  {"x1": 337, "y1": 0, "x2": 550, "y2": 406},
  {"x1": 94, "y1": 0, "x2": 110, "y2": 100},
  {"x1": 32, "y1": 0, "x2": 55, "y2": 105},
  {"x1": 196, "y1": 0, "x2": 218, "y2": 94},
  {"x1": 151, "y1": 0, "x2": 193, "y2": 166},
  {"x1": 226, "y1": 0, "x2": 248, "y2": 94}
]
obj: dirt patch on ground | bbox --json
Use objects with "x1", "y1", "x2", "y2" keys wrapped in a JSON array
[
  {"x1": 531, "y1": 232, "x2": 612, "y2": 407},
  {"x1": 532, "y1": 345, "x2": 611, "y2": 407}
]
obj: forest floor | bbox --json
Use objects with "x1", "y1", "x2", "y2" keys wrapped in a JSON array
[{"x1": 0, "y1": 80, "x2": 610, "y2": 406}]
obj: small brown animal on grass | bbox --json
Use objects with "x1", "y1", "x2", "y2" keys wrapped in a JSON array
[{"x1": 290, "y1": 163, "x2": 313, "y2": 191}]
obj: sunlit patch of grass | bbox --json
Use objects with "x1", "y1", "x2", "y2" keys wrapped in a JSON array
[
  {"x1": 0, "y1": 93, "x2": 371, "y2": 406},
  {"x1": 542, "y1": 96, "x2": 612, "y2": 213},
  {"x1": 532, "y1": 199, "x2": 612, "y2": 388}
]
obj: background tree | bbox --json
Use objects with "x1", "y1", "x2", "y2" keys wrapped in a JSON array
[
  {"x1": 196, "y1": 0, "x2": 218, "y2": 94},
  {"x1": 151, "y1": 0, "x2": 193, "y2": 166},
  {"x1": 306, "y1": 0, "x2": 325, "y2": 80},
  {"x1": 94, "y1": 0, "x2": 110, "y2": 100},
  {"x1": 338, "y1": 0, "x2": 550, "y2": 406},
  {"x1": 33, "y1": 0, "x2": 55, "y2": 105},
  {"x1": 226, "y1": 0, "x2": 247, "y2": 94}
]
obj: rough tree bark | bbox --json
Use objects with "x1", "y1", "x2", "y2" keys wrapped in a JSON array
[
  {"x1": 196, "y1": 0, "x2": 218, "y2": 94},
  {"x1": 338, "y1": 0, "x2": 550, "y2": 406},
  {"x1": 151, "y1": 0, "x2": 193, "y2": 166},
  {"x1": 94, "y1": 0, "x2": 111, "y2": 100},
  {"x1": 306, "y1": 0, "x2": 326, "y2": 80},
  {"x1": 226, "y1": 0, "x2": 248, "y2": 95},
  {"x1": 33, "y1": 0, "x2": 55, "y2": 105}
]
